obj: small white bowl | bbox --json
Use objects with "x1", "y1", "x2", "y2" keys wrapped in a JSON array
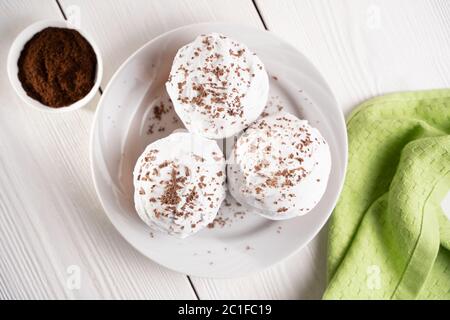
[{"x1": 7, "y1": 20, "x2": 103, "y2": 113}]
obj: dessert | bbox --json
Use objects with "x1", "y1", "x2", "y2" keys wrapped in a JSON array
[
  {"x1": 227, "y1": 112, "x2": 331, "y2": 219},
  {"x1": 165, "y1": 33, "x2": 269, "y2": 139},
  {"x1": 133, "y1": 132, "x2": 226, "y2": 238}
]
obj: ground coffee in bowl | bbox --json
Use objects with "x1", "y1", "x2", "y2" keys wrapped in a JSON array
[{"x1": 18, "y1": 27, "x2": 97, "y2": 108}]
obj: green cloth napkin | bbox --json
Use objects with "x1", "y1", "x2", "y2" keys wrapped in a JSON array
[{"x1": 324, "y1": 89, "x2": 450, "y2": 300}]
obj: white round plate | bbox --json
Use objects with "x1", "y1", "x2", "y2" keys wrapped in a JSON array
[{"x1": 90, "y1": 23, "x2": 347, "y2": 278}]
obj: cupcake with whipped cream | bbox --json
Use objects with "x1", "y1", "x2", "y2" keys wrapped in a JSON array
[
  {"x1": 166, "y1": 33, "x2": 269, "y2": 139},
  {"x1": 227, "y1": 112, "x2": 331, "y2": 220},
  {"x1": 133, "y1": 132, "x2": 226, "y2": 237}
]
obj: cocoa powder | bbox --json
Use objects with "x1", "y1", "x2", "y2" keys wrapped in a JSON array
[{"x1": 18, "y1": 27, "x2": 97, "y2": 108}]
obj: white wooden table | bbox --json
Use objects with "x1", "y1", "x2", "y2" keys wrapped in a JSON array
[{"x1": 1, "y1": 0, "x2": 449, "y2": 299}]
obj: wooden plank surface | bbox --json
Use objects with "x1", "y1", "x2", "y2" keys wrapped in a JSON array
[
  {"x1": 1, "y1": 0, "x2": 449, "y2": 300},
  {"x1": 0, "y1": 0, "x2": 201, "y2": 299},
  {"x1": 256, "y1": 0, "x2": 450, "y2": 115},
  {"x1": 190, "y1": 0, "x2": 450, "y2": 299}
]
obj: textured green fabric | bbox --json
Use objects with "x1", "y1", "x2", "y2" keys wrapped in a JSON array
[{"x1": 324, "y1": 89, "x2": 450, "y2": 300}]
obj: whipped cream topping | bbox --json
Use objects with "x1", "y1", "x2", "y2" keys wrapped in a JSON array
[
  {"x1": 166, "y1": 33, "x2": 269, "y2": 139},
  {"x1": 227, "y1": 112, "x2": 331, "y2": 219},
  {"x1": 133, "y1": 132, "x2": 226, "y2": 237}
]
